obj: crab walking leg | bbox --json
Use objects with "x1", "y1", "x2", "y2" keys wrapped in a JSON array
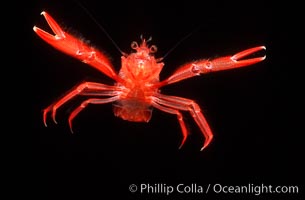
[
  {"x1": 43, "y1": 82, "x2": 121, "y2": 126},
  {"x1": 151, "y1": 102, "x2": 188, "y2": 149},
  {"x1": 33, "y1": 11, "x2": 123, "y2": 83},
  {"x1": 159, "y1": 46, "x2": 266, "y2": 86},
  {"x1": 152, "y1": 94, "x2": 213, "y2": 150},
  {"x1": 68, "y1": 97, "x2": 120, "y2": 132}
]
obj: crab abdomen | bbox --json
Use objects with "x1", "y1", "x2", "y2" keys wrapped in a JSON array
[{"x1": 113, "y1": 99, "x2": 152, "y2": 122}]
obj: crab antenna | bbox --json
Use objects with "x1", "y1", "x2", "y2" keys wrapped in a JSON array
[
  {"x1": 140, "y1": 35, "x2": 152, "y2": 42},
  {"x1": 162, "y1": 26, "x2": 200, "y2": 60},
  {"x1": 76, "y1": 0, "x2": 124, "y2": 55},
  {"x1": 147, "y1": 36, "x2": 153, "y2": 42}
]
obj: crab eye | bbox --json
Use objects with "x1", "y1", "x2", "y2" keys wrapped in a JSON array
[
  {"x1": 150, "y1": 45, "x2": 157, "y2": 53},
  {"x1": 131, "y1": 41, "x2": 138, "y2": 49}
]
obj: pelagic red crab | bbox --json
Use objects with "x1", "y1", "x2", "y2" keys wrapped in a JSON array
[{"x1": 34, "y1": 11, "x2": 266, "y2": 150}]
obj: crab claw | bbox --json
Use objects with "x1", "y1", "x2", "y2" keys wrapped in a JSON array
[
  {"x1": 206, "y1": 46, "x2": 266, "y2": 71},
  {"x1": 33, "y1": 11, "x2": 66, "y2": 47},
  {"x1": 160, "y1": 46, "x2": 266, "y2": 86},
  {"x1": 33, "y1": 11, "x2": 122, "y2": 82},
  {"x1": 33, "y1": 11, "x2": 88, "y2": 61},
  {"x1": 230, "y1": 46, "x2": 266, "y2": 67}
]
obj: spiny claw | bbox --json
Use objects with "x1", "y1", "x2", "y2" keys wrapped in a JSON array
[
  {"x1": 33, "y1": 11, "x2": 80, "y2": 59},
  {"x1": 201, "y1": 45, "x2": 267, "y2": 72},
  {"x1": 34, "y1": 11, "x2": 121, "y2": 82},
  {"x1": 231, "y1": 46, "x2": 266, "y2": 66},
  {"x1": 33, "y1": 11, "x2": 65, "y2": 41}
]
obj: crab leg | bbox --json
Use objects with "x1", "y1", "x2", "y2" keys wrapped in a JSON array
[
  {"x1": 68, "y1": 97, "x2": 120, "y2": 133},
  {"x1": 152, "y1": 94, "x2": 213, "y2": 150},
  {"x1": 160, "y1": 46, "x2": 266, "y2": 86},
  {"x1": 33, "y1": 11, "x2": 122, "y2": 83},
  {"x1": 151, "y1": 102, "x2": 188, "y2": 149},
  {"x1": 43, "y1": 82, "x2": 121, "y2": 126}
]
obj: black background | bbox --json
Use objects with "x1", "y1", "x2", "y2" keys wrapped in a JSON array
[{"x1": 20, "y1": 0, "x2": 304, "y2": 199}]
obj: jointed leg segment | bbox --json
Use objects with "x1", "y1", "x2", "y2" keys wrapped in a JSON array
[
  {"x1": 43, "y1": 82, "x2": 120, "y2": 127},
  {"x1": 68, "y1": 97, "x2": 120, "y2": 132},
  {"x1": 151, "y1": 102, "x2": 188, "y2": 149},
  {"x1": 152, "y1": 94, "x2": 213, "y2": 150}
]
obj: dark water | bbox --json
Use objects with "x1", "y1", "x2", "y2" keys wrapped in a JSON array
[{"x1": 20, "y1": 1, "x2": 303, "y2": 199}]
